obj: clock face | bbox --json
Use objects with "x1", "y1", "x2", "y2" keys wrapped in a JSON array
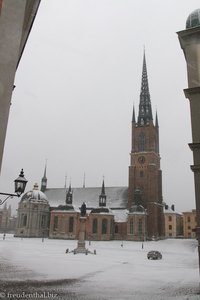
[{"x1": 138, "y1": 156, "x2": 145, "y2": 164}]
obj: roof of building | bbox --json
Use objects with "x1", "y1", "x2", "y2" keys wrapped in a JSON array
[
  {"x1": 164, "y1": 207, "x2": 182, "y2": 215},
  {"x1": 45, "y1": 186, "x2": 128, "y2": 209},
  {"x1": 113, "y1": 209, "x2": 129, "y2": 222},
  {"x1": 186, "y1": 9, "x2": 200, "y2": 29},
  {"x1": 21, "y1": 183, "x2": 48, "y2": 203}
]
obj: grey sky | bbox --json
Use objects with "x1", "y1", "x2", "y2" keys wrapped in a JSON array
[{"x1": 0, "y1": 0, "x2": 199, "y2": 213}]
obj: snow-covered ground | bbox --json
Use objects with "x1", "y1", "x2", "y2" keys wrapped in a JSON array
[{"x1": 0, "y1": 234, "x2": 199, "y2": 299}]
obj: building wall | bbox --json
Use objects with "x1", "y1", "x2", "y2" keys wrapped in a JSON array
[
  {"x1": 15, "y1": 200, "x2": 49, "y2": 237},
  {"x1": 87, "y1": 213, "x2": 114, "y2": 241},
  {"x1": 164, "y1": 213, "x2": 183, "y2": 238},
  {"x1": 114, "y1": 222, "x2": 127, "y2": 240},
  {"x1": 182, "y1": 209, "x2": 196, "y2": 238},
  {"x1": 0, "y1": 0, "x2": 40, "y2": 172},
  {"x1": 49, "y1": 210, "x2": 79, "y2": 240},
  {"x1": 127, "y1": 213, "x2": 146, "y2": 241}
]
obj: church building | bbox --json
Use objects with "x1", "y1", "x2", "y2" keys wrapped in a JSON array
[{"x1": 15, "y1": 52, "x2": 164, "y2": 241}]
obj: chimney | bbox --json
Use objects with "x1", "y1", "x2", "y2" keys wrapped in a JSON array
[{"x1": 171, "y1": 204, "x2": 175, "y2": 211}]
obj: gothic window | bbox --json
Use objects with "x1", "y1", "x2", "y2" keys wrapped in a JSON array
[
  {"x1": 187, "y1": 217, "x2": 191, "y2": 222},
  {"x1": 138, "y1": 219, "x2": 143, "y2": 235},
  {"x1": 69, "y1": 217, "x2": 74, "y2": 233},
  {"x1": 53, "y1": 216, "x2": 58, "y2": 231},
  {"x1": 130, "y1": 219, "x2": 134, "y2": 234},
  {"x1": 138, "y1": 132, "x2": 145, "y2": 151},
  {"x1": 169, "y1": 225, "x2": 172, "y2": 230},
  {"x1": 22, "y1": 215, "x2": 27, "y2": 227},
  {"x1": 168, "y1": 216, "x2": 172, "y2": 222},
  {"x1": 102, "y1": 219, "x2": 107, "y2": 234},
  {"x1": 110, "y1": 219, "x2": 114, "y2": 234},
  {"x1": 41, "y1": 215, "x2": 46, "y2": 228},
  {"x1": 115, "y1": 225, "x2": 118, "y2": 233},
  {"x1": 92, "y1": 219, "x2": 97, "y2": 234}
]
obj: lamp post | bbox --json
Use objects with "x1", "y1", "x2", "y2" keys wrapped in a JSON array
[{"x1": 0, "y1": 169, "x2": 28, "y2": 205}]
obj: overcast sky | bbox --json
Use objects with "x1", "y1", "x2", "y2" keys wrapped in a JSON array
[{"x1": 1, "y1": 0, "x2": 200, "y2": 213}]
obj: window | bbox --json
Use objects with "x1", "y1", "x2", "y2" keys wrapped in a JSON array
[
  {"x1": 102, "y1": 219, "x2": 107, "y2": 234},
  {"x1": 22, "y1": 215, "x2": 27, "y2": 227},
  {"x1": 188, "y1": 226, "x2": 191, "y2": 230},
  {"x1": 110, "y1": 219, "x2": 114, "y2": 234},
  {"x1": 169, "y1": 225, "x2": 172, "y2": 230},
  {"x1": 168, "y1": 216, "x2": 172, "y2": 222},
  {"x1": 187, "y1": 216, "x2": 191, "y2": 222},
  {"x1": 69, "y1": 217, "x2": 74, "y2": 233},
  {"x1": 53, "y1": 216, "x2": 58, "y2": 231},
  {"x1": 140, "y1": 171, "x2": 144, "y2": 177},
  {"x1": 41, "y1": 215, "x2": 46, "y2": 228},
  {"x1": 92, "y1": 219, "x2": 97, "y2": 234},
  {"x1": 130, "y1": 219, "x2": 134, "y2": 234},
  {"x1": 138, "y1": 132, "x2": 146, "y2": 151},
  {"x1": 115, "y1": 225, "x2": 118, "y2": 234},
  {"x1": 138, "y1": 219, "x2": 143, "y2": 235}
]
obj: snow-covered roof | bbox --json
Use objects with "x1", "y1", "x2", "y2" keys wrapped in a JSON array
[
  {"x1": 112, "y1": 209, "x2": 129, "y2": 222},
  {"x1": 45, "y1": 186, "x2": 128, "y2": 209},
  {"x1": 164, "y1": 207, "x2": 182, "y2": 215}
]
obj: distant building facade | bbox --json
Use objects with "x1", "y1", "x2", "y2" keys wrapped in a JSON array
[
  {"x1": 164, "y1": 205, "x2": 183, "y2": 238},
  {"x1": 182, "y1": 209, "x2": 197, "y2": 238}
]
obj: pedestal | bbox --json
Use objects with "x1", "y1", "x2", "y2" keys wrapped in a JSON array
[{"x1": 73, "y1": 217, "x2": 92, "y2": 254}]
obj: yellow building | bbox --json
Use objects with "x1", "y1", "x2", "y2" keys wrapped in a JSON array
[
  {"x1": 182, "y1": 209, "x2": 197, "y2": 239},
  {"x1": 164, "y1": 205, "x2": 183, "y2": 238}
]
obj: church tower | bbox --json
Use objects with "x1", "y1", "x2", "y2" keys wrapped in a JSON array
[{"x1": 128, "y1": 52, "x2": 164, "y2": 239}]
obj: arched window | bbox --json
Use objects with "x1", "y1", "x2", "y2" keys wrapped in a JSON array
[
  {"x1": 138, "y1": 219, "x2": 143, "y2": 235},
  {"x1": 138, "y1": 132, "x2": 145, "y2": 151},
  {"x1": 23, "y1": 215, "x2": 27, "y2": 227},
  {"x1": 92, "y1": 219, "x2": 97, "y2": 234},
  {"x1": 102, "y1": 219, "x2": 107, "y2": 234},
  {"x1": 53, "y1": 216, "x2": 58, "y2": 231},
  {"x1": 69, "y1": 217, "x2": 74, "y2": 233},
  {"x1": 130, "y1": 219, "x2": 134, "y2": 234},
  {"x1": 41, "y1": 215, "x2": 46, "y2": 228}
]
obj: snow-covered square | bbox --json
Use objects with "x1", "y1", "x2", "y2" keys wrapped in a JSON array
[{"x1": 0, "y1": 234, "x2": 199, "y2": 300}]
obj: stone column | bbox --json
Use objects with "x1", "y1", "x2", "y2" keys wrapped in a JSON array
[{"x1": 75, "y1": 217, "x2": 87, "y2": 253}]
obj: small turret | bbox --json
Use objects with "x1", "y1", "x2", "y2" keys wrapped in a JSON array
[
  {"x1": 132, "y1": 104, "x2": 136, "y2": 124},
  {"x1": 99, "y1": 179, "x2": 106, "y2": 207},
  {"x1": 66, "y1": 183, "x2": 73, "y2": 205}
]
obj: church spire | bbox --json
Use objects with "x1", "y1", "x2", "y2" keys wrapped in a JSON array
[
  {"x1": 41, "y1": 162, "x2": 47, "y2": 192},
  {"x1": 137, "y1": 51, "x2": 153, "y2": 126}
]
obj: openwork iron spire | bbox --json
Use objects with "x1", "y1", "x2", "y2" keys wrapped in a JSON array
[{"x1": 137, "y1": 51, "x2": 153, "y2": 126}]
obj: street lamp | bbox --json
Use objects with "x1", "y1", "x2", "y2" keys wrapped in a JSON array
[{"x1": 0, "y1": 169, "x2": 28, "y2": 205}]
